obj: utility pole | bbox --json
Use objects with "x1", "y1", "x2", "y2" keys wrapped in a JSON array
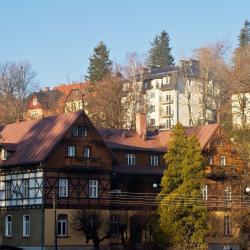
[{"x1": 52, "y1": 190, "x2": 58, "y2": 250}]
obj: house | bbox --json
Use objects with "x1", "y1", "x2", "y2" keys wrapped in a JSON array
[
  {"x1": 26, "y1": 82, "x2": 89, "y2": 120},
  {"x1": 123, "y1": 59, "x2": 218, "y2": 130},
  {"x1": 0, "y1": 111, "x2": 247, "y2": 250}
]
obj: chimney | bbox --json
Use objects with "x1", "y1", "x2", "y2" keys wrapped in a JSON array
[
  {"x1": 43, "y1": 87, "x2": 50, "y2": 92},
  {"x1": 136, "y1": 113, "x2": 147, "y2": 137}
]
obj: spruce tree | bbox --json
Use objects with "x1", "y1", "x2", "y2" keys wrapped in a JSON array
[
  {"x1": 238, "y1": 20, "x2": 250, "y2": 48},
  {"x1": 158, "y1": 123, "x2": 208, "y2": 249},
  {"x1": 85, "y1": 41, "x2": 113, "y2": 83},
  {"x1": 149, "y1": 30, "x2": 174, "y2": 67}
]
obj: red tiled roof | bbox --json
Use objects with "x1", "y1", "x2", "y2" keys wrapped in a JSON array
[
  {"x1": 98, "y1": 124, "x2": 219, "y2": 152},
  {"x1": 54, "y1": 82, "x2": 89, "y2": 96},
  {"x1": 0, "y1": 111, "x2": 82, "y2": 166}
]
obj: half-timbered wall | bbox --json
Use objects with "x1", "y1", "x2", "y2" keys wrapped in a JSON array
[{"x1": 0, "y1": 169, "x2": 43, "y2": 207}]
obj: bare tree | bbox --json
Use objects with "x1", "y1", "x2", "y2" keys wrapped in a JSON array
[
  {"x1": 85, "y1": 75, "x2": 131, "y2": 129},
  {"x1": 0, "y1": 62, "x2": 37, "y2": 124},
  {"x1": 122, "y1": 53, "x2": 147, "y2": 129},
  {"x1": 193, "y1": 42, "x2": 229, "y2": 124},
  {"x1": 72, "y1": 210, "x2": 111, "y2": 250}
]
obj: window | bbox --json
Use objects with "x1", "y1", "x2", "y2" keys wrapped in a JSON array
[
  {"x1": 1, "y1": 149, "x2": 7, "y2": 160},
  {"x1": 150, "y1": 92, "x2": 155, "y2": 98},
  {"x1": 166, "y1": 94, "x2": 172, "y2": 102},
  {"x1": 166, "y1": 105, "x2": 172, "y2": 115},
  {"x1": 150, "y1": 119, "x2": 155, "y2": 125},
  {"x1": 57, "y1": 215, "x2": 68, "y2": 237},
  {"x1": 72, "y1": 126, "x2": 87, "y2": 137},
  {"x1": 188, "y1": 92, "x2": 193, "y2": 100},
  {"x1": 201, "y1": 185, "x2": 208, "y2": 200},
  {"x1": 89, "y1": 180, "x2": 98, "y2": 198},
  {"x1": 31, "y1": 110, "x2": 39, "y2": 118},
  {"x1": 22, "y1": 179, "x2": 29, "y2": 198},
  {"x1": 110, "y1": 215, "x2": 120, "y2": 236},
  {"x1": 59, "y1": 178, "x2": 68, "y2": 198},
  {"x1": 220, "y1": 156, "x2": 226, "y2": 166},
  {"x1": 83, "y1": 147, "x2": 91, "y2": 158},
  {"x1": 224, "y1": 216, "x2": 231, "y2": 236},
  {"x1": 166, "y1": 119, "x2": 172, "y2": 129},
  {"x1": 150, "y1": 105, "x2": 155, "y2": 112},
  {"x1": 32, "y1": 98, "x2": 37, "y2": 106},
  {"x1": 209, "y1": 155, "x2": 213, "y2": 165},
  {"x1": 5, "y1": 181, "x2": 11, "y2": 199},
  {"x1": 67, "y1": 145, "x2": 76, "y2": 157},
  {"x1": 150, "y1": 155, "x2": 159, "y2": 167},
  {"x1": 224, "y1": 186, "x2": 232, "y2": 202},
  {"x1": 217, "y1": 138, "x2": 223, "y2": 146},
  {"x1": 5, "y1": 215, "x2": 12, "y2": 237},
  {"x1": 126, "y1": 153, "x2": 136, "y2": 165},
  {"x1": 23, "y1": 215, "x2": 30, "y2": 237}
]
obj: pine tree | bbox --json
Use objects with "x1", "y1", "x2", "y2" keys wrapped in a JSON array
[
  {"x1": 149, "y1": 30, "x2": 174, "y2": 67},
  {"x1": 158, "y1": 123, "x2": 208, "y2": 249},
  {"x1": 238, "y1": 20, "x2": 250, "y2": 48},
  {"x1": 85, "y1": 41, "x2": 113, "y2": 83}
]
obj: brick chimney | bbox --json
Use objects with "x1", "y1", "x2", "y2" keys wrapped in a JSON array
[{"x1": 136, "y1": 113, "x2": 147, "y2": 137}]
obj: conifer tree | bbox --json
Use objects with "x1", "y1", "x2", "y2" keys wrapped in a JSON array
[
  {"x1": 158, "y1": 123, "x2": 208, "y2": 249},
  {"x1": 149, "y1": 30, "x2": 174, "y2": 67},
  {"x1": 85, "y1": 41, "x2": 113, "y2": 83},
  {"x1": 238, "y1": 20, "x2": 250, "y2": 48}
]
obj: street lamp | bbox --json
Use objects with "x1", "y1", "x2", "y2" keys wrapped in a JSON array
[
  {"x1": 245, "y1": 186, "x2": 250, "y2": 193},
  {"x1": 152, "y1": 182, "x2": 158, "y2": 189}
]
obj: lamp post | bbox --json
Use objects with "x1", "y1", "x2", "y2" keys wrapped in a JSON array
[{"x1": 52, "y1": 190, "x2": 57, "y2": 250}]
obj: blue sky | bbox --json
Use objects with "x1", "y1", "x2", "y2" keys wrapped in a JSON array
[{"x1": 0, "y1": 0, "x2": 249, "y2": 88}]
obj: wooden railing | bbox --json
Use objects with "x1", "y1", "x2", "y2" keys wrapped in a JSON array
[{"x1": 64, "y1": 157, "x2": 102, "y2": 168}]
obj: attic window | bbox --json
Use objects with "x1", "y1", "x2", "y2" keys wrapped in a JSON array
[
  {"x1": 33, "y1": 98, "x2": 38, "y2": 106},
  {"x1": 1, "y1": 149, "x2": 7, "y2": 160},
  {"x1": 72, "y1": 126, "x2": 87, "y2": 137}
]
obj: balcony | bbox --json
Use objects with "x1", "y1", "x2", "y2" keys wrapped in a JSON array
[
  {"x1": 205, "y1": 165, "x2": 238, "y2": 179},
  {"x1": 64, "y1": 157, "x2": 102, "y2": 168}
]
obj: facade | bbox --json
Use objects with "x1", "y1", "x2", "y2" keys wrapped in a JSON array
[
  {"x1": 232, "y1": 92, "x2": 250, "y2": 128},
  {"x1": 123, "y1": 60, "x2": 218, "y2": 130},
  {"x1": 0, "y1": 111, "x2": 248, "y2": 250}
]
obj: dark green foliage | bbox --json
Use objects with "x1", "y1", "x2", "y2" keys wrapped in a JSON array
[
  {"x1": 85, "y1": 41, "x2": 113, "y2": 83},
  {"x1": 238, "y1": 20, "x2": 250, "y2": 48},
  {"x1": 149, "y1": 30, "x2": 174, "y2": 67},
  {"x1": 158, "y1": 123, "x2": 208, "y2": 249}
]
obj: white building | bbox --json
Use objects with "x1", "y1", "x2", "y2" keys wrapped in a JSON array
[{"x1": 126, "y1": 60, "x2": 217, "y2": 130}]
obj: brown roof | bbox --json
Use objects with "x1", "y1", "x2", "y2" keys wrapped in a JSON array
[
  {"x1": 0, "y1": 112, "x2": 82, "y2": 166},
  {"x1": 98, "y1": 124, "x2": 219, "y2": 152}
]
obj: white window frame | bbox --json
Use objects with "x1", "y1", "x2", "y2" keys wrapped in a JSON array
[
  {"x1": 224, "y1": 186, "x2": 232, "y2": 202},
  {"x1": 150, "y1": 155, "x2": 159, "y2": 167},
  {"x1": 58, "y1": 178, "x2": 68, "y2": 198},
  {"x1": 166, "y1": 105, "x2": 172, "y2": 115},
  {"x1": 67, "y1": 145, "x2": 76, "y2": 157},
  {"x1": 224, "y1": 216, "x2": 231, "y2": 236},
  {"x1": 5, "y1": 181, "x2": 12, "y2": 199},
  {"x1": 83, "y1": 147, "x2": 90, "y2": 158},
  {"x1": 166, "y1": 119, "x2": 172, "y2": 129},
  {"x1": 126, "y1": 153, "x2": 136, "y2": 165},
  {"x1": 209, "y1": 155, "x2": 213, "y2": 165},
  {"x1": 22, "y1": 179, "x2": 29, "y2": 198},
  {"x1": 57, "y1": 214, "x2": 68, "y2": 237},
  {"x1": 1, "y1": 149, "x2": 7, "y2": 160},
  {"x1": 32, "y1": 98, "x2": 37, "y2": 106},
  {"x1": 220, "y1": 156, "x2": 226, "y2": 166},
  {"x1": 166, "y1": 94, "x2": 172, "y2": 102},
  {"x1": 5, "y1": 215, "x2": 12, "y2": 237},
  {"x1": 23, "y1": 215, "x2": 30, "y2": 237},
  {"x1": 201, "y1": 185, "x2": 208, "y2": 200},
  {"x1": 89, "y1": 180, "x2": 98, "y2": 198}
]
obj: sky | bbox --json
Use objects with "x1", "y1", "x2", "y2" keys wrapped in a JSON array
[{"x1": 0, "y1": 0, "x2": 250, "y2": 88}]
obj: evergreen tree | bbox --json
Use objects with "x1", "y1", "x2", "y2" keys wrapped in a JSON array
[
  {"x1": 85, "y1": 41, "x2": 113, "y2": 83},
  {"x1": 238, "y1": 20, "x2": 250, "y2": 48},
  {"x1": 149, "y1": 30, "x2": 174, "y2": 67},
  {"x1": 158, "y1": 123, "x2": 208, "y2": 249}
]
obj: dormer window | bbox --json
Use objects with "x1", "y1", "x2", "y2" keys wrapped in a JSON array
[
  {"x1": 1, "y1": 149, "x2": 7, "y2": 160},
  {"x1": 32, "y1": 98, "x2": 38, "y2": 106}
]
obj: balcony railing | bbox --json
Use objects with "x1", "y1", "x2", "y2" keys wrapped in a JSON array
[
  {"x1": 205, "y1": 165, "x2": 238, "y2": 178},
  {"x1": 64, "y1": 157, "x2": 102, "y2": 168}
]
